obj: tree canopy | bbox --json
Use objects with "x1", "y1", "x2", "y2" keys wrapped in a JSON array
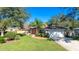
[
  {"x1": 0, "y1": 7, "x2": 30, "y2": 36},
  {"x1": 29, "y1": 18, "x2": 43, "y2": 28},
  {"x1": 0, "y1": 7, "x2": 30, "y2": 30},
  {"x1": 47, "y1": 7, "x2": 79, "y2": 29}
]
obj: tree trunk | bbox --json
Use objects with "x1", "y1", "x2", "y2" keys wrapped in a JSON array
[{"x1": 1, "y1": 30, "x2": 4, "y2": 36}]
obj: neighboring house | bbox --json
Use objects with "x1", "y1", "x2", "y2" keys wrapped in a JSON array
[
  {"x1": 6, "y1": 27, "x2": 26, "y2": 34},
  {"x1": 6, "y1": 27, "x2": 19, "y2": 32},
  {"x1": 6, "y1": 23, "x2": 30, "y2": 34}
]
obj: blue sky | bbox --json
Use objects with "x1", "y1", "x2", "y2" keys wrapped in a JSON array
[{"x1": 25, "y1": 7, "x2": 72, "y2": 23}]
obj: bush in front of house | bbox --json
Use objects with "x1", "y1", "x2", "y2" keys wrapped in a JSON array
[
  {"x1": 72, "y1": 36, "x2": 79, "y2": 40},
  {"x1": 35, "y1": 32, "x2": 49, "y2": 37},
  {"x1": 4, "y1": 32, "x2": 17, "y2": 41},
  {"x1": 0, "y1": 36, "x2": 5, "y2": 43},
  {"x1": 35, "y1": 29, "x2": 49, "y2": 37},
  {"x1": 35, "y1": 33, "x2": 40, "y2": 36},
  {"x1": 47, "y1": 38, "x2": 53, "y2": 41},
  {"x1": 15, "y1": 35, "x2": 20, "y2": 40},
  {"x1": 17, "y1": 33, "x2": 26, "y2": 36}
]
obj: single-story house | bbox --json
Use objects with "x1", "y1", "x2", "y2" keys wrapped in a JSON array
[
  {"x1": 44, "y1": 26, "x2": 74, "y2": 40},
  {"x1": 6, "y1": 27, "x2": 26, "y2": 34},
  {"x1": 6, "y1": 27, "x2": 19, "y2": 32}
]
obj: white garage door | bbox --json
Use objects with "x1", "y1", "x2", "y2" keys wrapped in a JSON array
[{"x1": 49, "y1": 29, "x2": 64, "y2": 40}]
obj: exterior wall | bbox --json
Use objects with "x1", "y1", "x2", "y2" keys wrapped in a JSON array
[
  {"x1": 6, "y1": 27, "x2": 19, "y2": 32},
  {"x1": 31, "y1": 28, "x2": 37, "y2": 34},
  {"x1": 73, "y1": 28, "x2": 79, "y2": 36},
  {"x1": 48, "y1": 29, "x2": 65, "y2": 40},
  {"x1": 29, "y1": 28, "x2": 37, "y2": 34}
]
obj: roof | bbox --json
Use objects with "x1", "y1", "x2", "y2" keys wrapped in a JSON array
[
  {"x1": 45, "y1": 26, "x2": 67, "y2": 30},
  {"x1": 30, "y1": 26, "x2": 37, "y2": 29},
  {"x1": 74, "y1": 28, "x2": 79, "y2": 30}
]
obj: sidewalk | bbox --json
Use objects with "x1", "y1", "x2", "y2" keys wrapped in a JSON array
[{"x1": 55, "y1": 39, "x2": 79, "y2": 51}]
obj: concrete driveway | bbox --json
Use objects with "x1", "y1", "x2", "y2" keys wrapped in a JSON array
[{"x1": 55, "y1": 39, "x2": 79, "y2": 51}]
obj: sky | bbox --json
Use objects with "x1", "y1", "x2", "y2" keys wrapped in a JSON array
[{"x1": 25, "y1": 7, "x2": 72, "y2": 23}]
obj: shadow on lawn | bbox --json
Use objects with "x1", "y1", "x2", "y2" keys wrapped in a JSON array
[{"x1": 47, "y1": 37, "x2": 72, "y2": 43}]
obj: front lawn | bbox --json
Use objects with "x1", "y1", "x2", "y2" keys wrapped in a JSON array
[{"x1": 0, "y1": 36, "x2": 66, "y2": 51}]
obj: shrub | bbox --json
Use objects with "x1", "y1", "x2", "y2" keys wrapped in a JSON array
[
  {"x1": 35, "y1": 33, "x2": 41, "y2": 36},
  {"x1": 36, "y1": 32, "x2": 49, "y2": 37},
  {"x1": 72, "y1": 36, "x2": 79, "y2": 40},
  {"x1": 15, "y1": 35, "x2": 20, "y2": 40},
  {"x1": 17, "y1": 33, "x2": 26, "y2": 36},
  {"x1": 4, "y1": 32, "x2": 17, "y2": 40},
  {"x1": 40, "y1": 33, "x2": 47, "y2": 37},
  {"x1": 47, "y1": 38, "x2": 53, "y2": 41},
  {"x1": 0, "y1": 36, "x2": 5, "y2": 43}
]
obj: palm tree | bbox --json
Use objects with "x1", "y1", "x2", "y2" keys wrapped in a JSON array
[{"x1": 29, "y1": 18, "x2": 43, "y2": 34}]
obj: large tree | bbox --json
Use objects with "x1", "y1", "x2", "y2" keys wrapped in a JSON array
[
  {"x1": 60, "y1": 7, "x2": 79, "y2": 28},
  {"x1": 0, "y1": 7, "x2": 29, "y2": 36},
  {"x1": 47, "y1": 15, "x2": 60, "y2": 28}
]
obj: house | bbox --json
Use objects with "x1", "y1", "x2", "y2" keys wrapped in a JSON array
[
  {"x1": 73, "y1": 28, "x2": 79, "y2": 36},
  {"x1": 44, "y1": 26, "x2": 68, "y2": 40},
  {"x1": 29, "y1": 27, "x2": 38, "y2": 34},
  {"x1": 5, "y1": 23, "x2": 30, "y2": 34},
  {"x1": 6, "y1": 27, "x2": 19, "y2": 32},
  {"x1": 44, "y1": 27, "x2": 51, "y2": 34},
  {"x1": 44, "y1": 25, "x2": 79, "y2": 41}
]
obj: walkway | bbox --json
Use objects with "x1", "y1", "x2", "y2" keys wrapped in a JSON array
[{"x1": 55, "y1": 39, "x2": 79, "y2": 51}]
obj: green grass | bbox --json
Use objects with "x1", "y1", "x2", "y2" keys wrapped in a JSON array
[{"x1": 0, "y1": 36, "x2": 66, "y2": 51}]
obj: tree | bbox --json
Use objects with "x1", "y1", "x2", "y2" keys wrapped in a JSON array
[
  {"x1": 47, "y1": 15, "x2": 59, "y2": 28},
  {"x1": 0, "y1": 7, "x2": 29, "y2": 36},
  {"x1": 47, "y1": 7, "x2": 79, "y2": 29},
  {"x1": 61, "y1": 7, "x2": 79, "y2": 29},
  {"x1": 29, "y1": 18, "x2": 43, "y2": 34}
]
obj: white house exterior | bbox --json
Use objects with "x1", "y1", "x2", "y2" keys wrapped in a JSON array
[
  {"x1": 48, "y1": 28, "x2": 65, "y2": 40},
  {"x1": 73, "y1": 28, "x2": 79, "y2": 36}
]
